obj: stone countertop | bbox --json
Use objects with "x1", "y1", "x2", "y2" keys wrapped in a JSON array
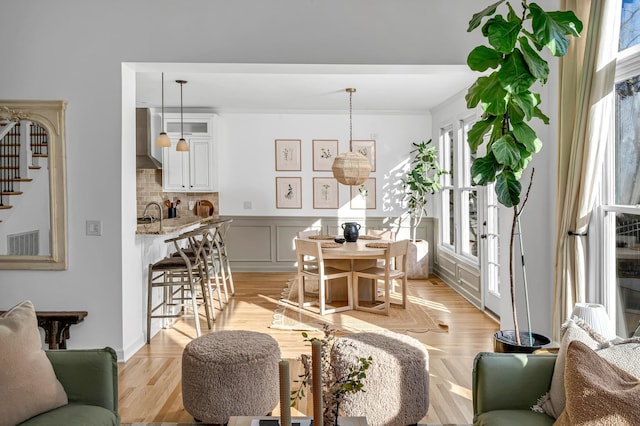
[{"x1": 136, "y1": 215, "x2": 220, "y2": 235}]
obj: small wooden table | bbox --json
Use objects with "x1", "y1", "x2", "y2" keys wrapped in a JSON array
[{"x1": 36, "y1": 311, "x2": 88, "y2": 349}]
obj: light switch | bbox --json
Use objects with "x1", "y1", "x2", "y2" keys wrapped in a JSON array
[
  {"x1": 86, "y1": 220, "x2": 102, "y2": 236},
  {"x1": 243, "y1": 201, "x2": 252, "y2": 210}
]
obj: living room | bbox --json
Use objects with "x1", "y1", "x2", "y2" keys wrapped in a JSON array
[{"x1": 1, "y1": 0, "x2": 639, "y2": 425}]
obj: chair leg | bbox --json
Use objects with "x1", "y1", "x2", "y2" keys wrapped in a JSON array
[{"x1": 146, "y1": 266, "x2": 154, "y2": 344}]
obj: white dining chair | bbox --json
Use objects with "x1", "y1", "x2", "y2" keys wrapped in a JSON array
[
  {"x1": 295, "y1": 238, "x2": 352, "y2": 315},
  {"x1": 353, "y1": 239, "x2": 409, "y2": 315}
]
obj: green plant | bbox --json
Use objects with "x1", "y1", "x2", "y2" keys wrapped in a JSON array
[
  {"x1": 291, "y1": 324, "x2": 372, "y2": 425},
  {"x1": 465, "y1": 0, "x2": 582, "y2": 345},
  {"x1": 403, "y1": 139, "x2": 446, "y2": 242}
]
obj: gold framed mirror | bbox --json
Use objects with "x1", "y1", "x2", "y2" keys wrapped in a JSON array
[{"x1": 0, "y1": 100, "x2": 67, "y2": 270}]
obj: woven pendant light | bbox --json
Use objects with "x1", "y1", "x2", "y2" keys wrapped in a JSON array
[{"x1": 332, "y1": 88, "x2": 370, "y2": 185}]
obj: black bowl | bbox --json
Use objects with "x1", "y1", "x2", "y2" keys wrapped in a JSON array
[{"x1": 334, "y1": 238, "x2": 346, "y2": 244}]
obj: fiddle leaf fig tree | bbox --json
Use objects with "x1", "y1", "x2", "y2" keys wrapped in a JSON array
[
  {"x1": 465, "y1": 0, "x2": 582, "y2": 345},
  {"x1": 403, "y1": 140, "x2": 446, "y2": 242}
]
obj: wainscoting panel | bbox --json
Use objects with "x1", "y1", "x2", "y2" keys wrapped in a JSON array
[
  {"x1": 223, "y1": 215, "x2": 433, "y2": 272},
  {"x1": 435, "y1": 249, "x2": 481, "y2": 309}
]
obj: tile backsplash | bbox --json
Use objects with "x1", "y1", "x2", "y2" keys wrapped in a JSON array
[{"x1": 136, "y1": 169, "x2": 219, "y2": 218}]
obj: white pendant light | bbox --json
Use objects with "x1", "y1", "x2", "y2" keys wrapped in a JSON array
[
  {"x1": 175, "y1": 79, "x2": 189, "y2": 152},
  {"x1": 332, "y1": 88, "x2": 370, "y2": 186},
  {"x1": 155, "y1": 72, "x2": 171, "y2": 147}
]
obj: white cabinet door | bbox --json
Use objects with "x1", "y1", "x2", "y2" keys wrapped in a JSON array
[
  {"x1": 162, "y1": 139, "x2": 189, "y2": 191},
  {"x1": 162, "y1": 137, "x2": 214, "y2": 192},
  {"x1": 188, "y1": 138, "x2": 213, "y2": 191}
]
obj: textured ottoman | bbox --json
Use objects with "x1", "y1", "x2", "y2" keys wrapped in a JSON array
[
  {"x1": 182, "y1": 330, "x2": 280, "y2": 424},
  {"x1": 331, "y1": 331, "x2": 429, "y2": 426}
]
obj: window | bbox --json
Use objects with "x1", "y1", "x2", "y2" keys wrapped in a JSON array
[
  {"x1": 440, "y1": 117, "x2": 478, "y2": 261},
  {"x1": 597, "y1": 0, "x2": 640, "y2": 338}
]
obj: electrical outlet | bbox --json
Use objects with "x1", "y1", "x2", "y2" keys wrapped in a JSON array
[
  {"x1": 86, "y1": 220, "x2": 102, "y2": 236},
  {"x1": 243, "y1": 201, "x2": 252, "y2": 210}
]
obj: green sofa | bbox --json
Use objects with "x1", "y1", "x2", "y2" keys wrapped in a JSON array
[
  {"x1": 472, "y1": 352, "x2": 556, "y2": 426},
  {"x1": 18, "y1": 347, "x2": 120, "y2": 425}
]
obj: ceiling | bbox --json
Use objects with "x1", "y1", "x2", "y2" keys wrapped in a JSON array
[{"x1": 134, "y1": 64, "x2": 478, "y2": 114}]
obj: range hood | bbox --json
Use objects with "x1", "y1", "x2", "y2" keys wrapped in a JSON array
[{"x1": 136, "y1": 108, "x2": 162, "y2": 169}]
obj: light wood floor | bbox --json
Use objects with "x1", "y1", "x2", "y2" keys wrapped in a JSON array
[{"x1": 118, "y1": 272, "x2": 498, "y2": 424}]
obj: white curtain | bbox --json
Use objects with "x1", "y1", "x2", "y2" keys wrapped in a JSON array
[{"x1": 553, "y1": 0, "x2": 621, "y2": 342}]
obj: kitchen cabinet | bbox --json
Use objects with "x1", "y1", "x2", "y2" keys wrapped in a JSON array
[{"x1": 162, "y1": 113, "x2": 217, "y2": 192}]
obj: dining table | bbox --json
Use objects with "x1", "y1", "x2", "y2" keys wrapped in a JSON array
[{"x1": 302, "y1": 236, "x2": 391, "y2": 303}]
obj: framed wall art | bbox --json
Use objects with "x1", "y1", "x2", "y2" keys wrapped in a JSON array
[
  {"x1": 275, "y1": 139, "x2": 301, "y2": 171},
  {"x1": 350, "y1": 177, "x2": 376, "y2": 210},
  {"x1": 276, "y1": 177, "x2": 302, "y2": 209},
  {"x1": 351, "y1": 140, "x2": 376, "y2": 172},
  {"x1": 313, "y1": 177, "x2": 339, "y2": 209},
  {"x1": 312, "y1": 139, "x2": 338, "y2": 171}
]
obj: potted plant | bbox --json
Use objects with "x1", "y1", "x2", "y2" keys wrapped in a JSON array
[
  {"x1": 465, "y1": 0, "x2": 582, "y2": 351},
  {"x1": 402, "y1": 139, "x2": 446, "y2": 279},
  {"x1": 291, "y1": 325, "x2": 372, "y2": 425}
]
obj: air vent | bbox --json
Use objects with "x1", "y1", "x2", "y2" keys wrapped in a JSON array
[{"x1": 8, "y1": 230, "x2": 39, "y2": 256}]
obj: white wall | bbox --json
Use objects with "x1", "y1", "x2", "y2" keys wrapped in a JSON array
[
  {"x1": 0, "y1": 0, "x2": 559, "y2": 359},
  {"x1": 218, "y1": 113, "x2": 430, "y2": 217}
]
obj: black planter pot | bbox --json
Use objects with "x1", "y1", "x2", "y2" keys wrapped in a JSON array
[{"x1": 493, "y1": 330, "x2": 551, "y2": 353}]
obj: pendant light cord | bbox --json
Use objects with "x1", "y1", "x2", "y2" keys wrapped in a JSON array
[
  {"x1": 349, "y1": 89, "x2": 353, "y2": 143},
  {"x1": 180, "y1": 81, "x2": 184, "y2": 139},
  {"x1": 161, "y1": 72, "x2": 165, "y2": 132}
]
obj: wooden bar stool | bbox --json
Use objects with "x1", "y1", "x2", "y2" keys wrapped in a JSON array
[
  {"x1": 146, "y1": 228, "x2": 214, "y2": 343},
  {"x1": 210, "y1": 219, "x2": 235, "y2": 297}
]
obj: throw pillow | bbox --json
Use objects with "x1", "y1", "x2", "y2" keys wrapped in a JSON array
[
  {"x1": 554, "y1": 340, "x2": 640, "y2": 426},
  {"x1": 536, "y1": 318, "x2": 607, "y2": 418},
  {"x1": 0, "y1": 300, "x2": 68, "y2": 426}
]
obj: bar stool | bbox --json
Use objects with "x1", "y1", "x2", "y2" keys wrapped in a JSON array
[
  {"x1": 210, "y1": 219, "x2": 235, "y2": 296},
  {"x1": 195, "y1": 222, "x2": 228, "y2": 309},
  {"x1": 146, "y1": 228, "x2": 214, "y2": 343}
]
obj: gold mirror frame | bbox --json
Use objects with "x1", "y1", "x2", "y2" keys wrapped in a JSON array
[{"x1": 0, "y1": 100, "x2": 67, "y2": 270}]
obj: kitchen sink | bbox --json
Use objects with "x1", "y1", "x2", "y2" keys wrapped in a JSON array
[{"x1": 137, "y1": 217, "x2": 160, "y2": 224}]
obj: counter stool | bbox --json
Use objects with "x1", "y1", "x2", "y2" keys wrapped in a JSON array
[
  {"x1": 331, "y1": 331, "x2": 429, "y2": 426},
  {"x1": 146, "y1": 228, "x2": 214, "y2": 343},
  {"x1": 182, "y1": 330, "x2": 280, "y2": 424},
  {"x1": 211, "y1": 219, "x2": 235, "y2": 296}
]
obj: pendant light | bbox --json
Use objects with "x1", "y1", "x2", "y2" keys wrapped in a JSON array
[
  {"x1": 332, "y1": 88, "x2": 370, "y2": 185},
  {"x1": 175, "y1": 79, "x2": 189, "y2": 152},
  {"x1": 155, "y1": 72, "x2": 171, "y2": 147}
]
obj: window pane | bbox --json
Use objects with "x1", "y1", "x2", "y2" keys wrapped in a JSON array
[
  {"x1": 462, "y1": 190, "x2": 478, "y2": 258},
  {"x1": 442, "y1": 127, "x2": 454, "y2": 185},
  {"x1": 615, "y1": 75, "x2": 640, "y2": 205},
  {"x1": 442, "y1": 189, "x2": 454, "y2": 246},
  {"x1": 620, "y1": 0, "x2": 640, "y2": 51},
  {"x1": 462, "y1": 119, "x2": 477, "y2": 187},
  {"x1": 615, "y1": 212, "x2": 640, "y2": 337}
]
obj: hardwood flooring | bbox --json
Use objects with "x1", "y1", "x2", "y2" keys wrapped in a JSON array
[{"x1": 118, "y1": 272, "x2": 498, "y2": 424}]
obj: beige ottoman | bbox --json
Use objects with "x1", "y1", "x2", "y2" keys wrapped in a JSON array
[
  {"x1": 182, "y1": 330, "x2": 280, "y2": 424},
  {"x1": 331, "y1": 331, "x2": 429, "y2": 426}
]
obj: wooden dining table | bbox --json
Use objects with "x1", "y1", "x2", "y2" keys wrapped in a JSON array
[{"x1": 304, "y1": 237, "x2": 390, "y2": 302}]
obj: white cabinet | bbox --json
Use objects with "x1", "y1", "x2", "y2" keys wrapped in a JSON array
[{"x1": 161, "y1": 113, "x2": 217, "y2": 192}]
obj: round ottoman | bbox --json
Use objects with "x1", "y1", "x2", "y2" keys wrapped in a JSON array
[
  {"x1": 182, "y1": 330, "x2": 280, "y2": 424},
  {"x1": 331, "y1": 331, "x2": 429, "y2": 426}
]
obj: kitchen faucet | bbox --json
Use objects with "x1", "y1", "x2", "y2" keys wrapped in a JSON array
[{"x1": 142, "y1": 201, "x2": 163, "y2": 232}]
